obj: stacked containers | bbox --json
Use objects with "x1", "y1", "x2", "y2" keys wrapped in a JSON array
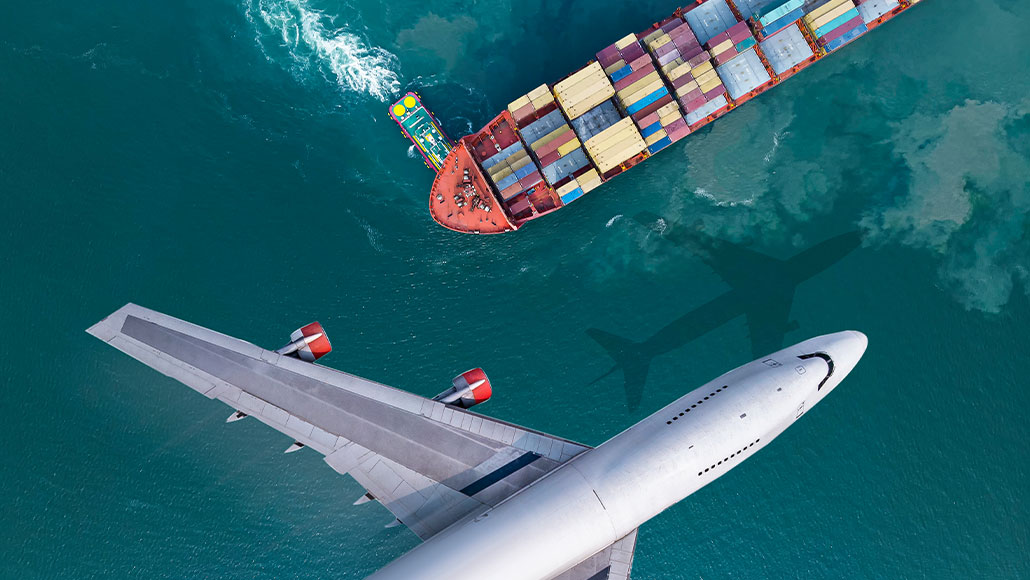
[
  {"x1": 553, "y1": 62, "x2": 617, "y2": 120},
  {"x1": 596, "y1": 35, "x2": 671, "y2": 117},
  {"x1": 802, "y1": 0, "x2": 868, "y2": 52},
  {"x1": 518, "y1": 109, "x2": 592, "y2": 195},
  {"x1": 553, "y1": 168, "x2": 603, "y2": 205},
  {"x1": 748, "y1": 0, "x2": 807, "y2": 39},
  {"x1": 705, "y1": 21, "x2": 758, "y2": 65},
  {"x1": 582, "y1": 117, "x2": 647, "y2": 175},
  {"x1": 758, "y1": 23, "x2": 815, "y2": 77},
  {"x1": 507, "y1": 84, "x2": 559, "y2": 127},
  {"x1": 715, "y1": 47, "x2": 773, "y2": 100},
  {"x1": 596, "y1": 31, "x2": 685, "y2": 155},
  {"x1": 480, "y1": 141, "x2": 544, "y2": 202}
]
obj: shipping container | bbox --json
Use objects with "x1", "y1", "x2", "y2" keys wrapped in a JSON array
[
  {"x1": 410, "y1": 0, "x2": 926, "y2": 234},
  {"x1": 759, "y1": 23, "x2": 814, "y2": 75},
  {"x1": 553, "y1": 62, "x2": 617, "y2": 120},
  {"x1": 716, "y1": 48, "x2": 772, "y2": 101},
  {"x1": 684, "y1": 0, "x2": 740, "y2": 46}
]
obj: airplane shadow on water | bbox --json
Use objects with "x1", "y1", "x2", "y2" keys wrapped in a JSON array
[{"x1": 589, "y1": 212, "x2": 863, "y2": 411}]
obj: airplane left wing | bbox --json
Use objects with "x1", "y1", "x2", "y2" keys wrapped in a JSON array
[{"x1": 87, "y1": 304, "x2": 591, "y2": 540}]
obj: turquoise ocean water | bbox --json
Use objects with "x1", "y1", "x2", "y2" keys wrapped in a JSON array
[{"x1": 1, "y1": 0, "x2": 1027, "y2": 577}]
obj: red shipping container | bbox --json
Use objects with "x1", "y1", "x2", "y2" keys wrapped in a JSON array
[
  {"x1": 667, "y1": 122, "x2": 691, "y2": 142},
  {"x1": 630, "y1": 94, "x2": 674, "y2": 122},
  {"x1": 596, "y1": 45, "x2": 621, "y2": 68},
  {"x1": 514, "y1": 102, "x2": 536, "y2": 123},
  {"x1": 727, "y1": 21, "x2": 752, "y2": 44},
  {"x1": 678, "y1": 87, "x2": 704, "y2": 102},
  {"x1": 671, "y1": 73, "x2": 696, "y2": 90},
  {"x1": 628, "y1": 54, "x2": 652, "y2": 70},
  {"x1": 500, "y1": 182, "x2": 523, "y2": 199},
  {"x1": 519, "y1": 171, "x2": 543, "y2": 189},
  {"x1": 714, "y1": 48, "x2": 738, "y2": 65},
  {"x1": 654, "y1": 41, "x2": 679, "y2": 58},
  {"x1": 615, "y1": 64, "x2": 657, "y2": 91},
  {"x1": 638, "y1": 110, "x2": 662, "y2": 128},
  {"x1": 621, "y1": 41, "x2": 646, "y2": 62},
  {"x1": 688, "y1": 51, "x2": 711, "y2": 67},
  {"x1": 704, "y1": 85, "x2": 727, "y2": 99},
  {"x1": 664, "y1": 117, "x2": 688, "y2": 132},
  {"x1": 682, "y1": 95, "x2": 709, "y2": 113},
  {"x1": 534, "y1": 128, "x2": 578, "y2": 158},
  {"x1": 537, "y1": 150, "x2": 561, "y2": 168}
]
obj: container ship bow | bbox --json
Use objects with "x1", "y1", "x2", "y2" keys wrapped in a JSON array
[{"x1": 392, "y1": 0, "x2": 924, "y2": 234}]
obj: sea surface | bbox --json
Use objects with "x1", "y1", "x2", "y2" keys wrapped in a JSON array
[{"x1": 1, "y1": 0, "x2": 1027, "y2": 578}]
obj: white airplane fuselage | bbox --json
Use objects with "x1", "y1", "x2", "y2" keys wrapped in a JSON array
[{"x1": 368, "y1": 331, "x2": 867, "y2": 580}]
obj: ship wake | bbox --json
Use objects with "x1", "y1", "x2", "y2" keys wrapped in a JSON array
[{"x1": 245, "y1": 0, "x2": 401, "y2": 101}]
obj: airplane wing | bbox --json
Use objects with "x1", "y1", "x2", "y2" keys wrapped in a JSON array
[
  {"x1": 87, "y1": 304, "x2": 591, "y2": 540},
  {"x1": 554, "y1": 529, "x2": 638, "y2": 580}
]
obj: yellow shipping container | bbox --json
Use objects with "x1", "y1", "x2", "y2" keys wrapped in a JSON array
[
  {"x1": 579, "y1": 170, "x2": 603, "y2": 192},
  {"x1": 560, "y1": 73, "x2": 608, "y2": 101},
  {"x1": 589, "y1": 127, "x2": 637, "y2": 156},
  {"x1": 650, "y1": 34, "x2": 672, "y2": 49},
  {"x1": 694, "y1": 68, "x2": 719, "y2": 86},
  {"x1": 506, "y1": 150, "x2": 529, "y2": 167},
  {"x1": 808, "y1": 1, "x2": 854, "y2": 29},
  {"x1": 659, "y1": 110, "x2": 682, "y2": 126},
  {"x1": 614, "y1": 33, "x2": 638, "y2": 50},
  {"x1": 556, "y1": 180, "x2": 580, "y2": 196},
  {"x1": 531, "y1": 94, "x2": 554, "y2": 109},
  {"x1": 507, "y1": 94, "x2": 531, "y2": 113},
  {"x1": 510, "y1": 155, "x2": 532, "y2": 172},
  {"x1": 585, "y1": 118, "x2": 637, "y2": 153},
  {"x1": 604, "y1": 59, "x2": 628, "y2": 75},
  {"x1": 620, "y1": 79, "x2": 664, "y2": 106},
  {"x1": 490, "y1": 165, "x2": 513, "y2": 181},
  {"x1": 674, "y1": 81, "x2": 701, "y2": 98},
  {"x1": 593, "y1": 138, "x2": 646, "y2": 172},
  {"x1": 662, "y1": 58, "x2": 685, "y2": 75},
  {"x1": 699, "y1": 76, "x2": 724, "y2": 93},
  {"x1": 527, "y1": 84, "x2": 550, "y2": 100},
  {"x1": 657, "y1": 101, "x2": 680, "y2": 118},
  {"x1": 532, "y1": 125, "x2": 570, "y2": 150},
  {"x1": 556, "y1": 139, "x2": 582, "y2": 157},
  {"x1": 644, "y1": 129, "x2": 668, "y2": 146},
  {"x1": 693, "y1": 61, "x2": 714, "y2": 76},
  {"x1": 561, "y1": 82, "x2": 616, "y2": 119},
  {"x1": 709, "y1": 38, "x2": 733, "y2": 55},
  {"x1": 805, "y1": 0, "x2": 850, "y2": 23},
  {"x1": 666, "y1": 62, "x2": 693, "y2": 81},
  {"x1": 617, "y1": 73, "x2": 661, "y2": 101},
  {"x1": 555, "y1": 63, "x2": 607, "y2": 96}
]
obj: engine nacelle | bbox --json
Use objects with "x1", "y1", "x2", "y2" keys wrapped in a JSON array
[
  {"x1": 275, "y1": 322, "x2": 332, "y2": 362},
  {"x1": 433, "y1": 368, "x2": 492, "y2": 408}
]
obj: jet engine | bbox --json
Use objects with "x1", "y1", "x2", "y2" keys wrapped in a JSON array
[
  {"x1": 433, "y1": 368, "x2": 492, "y2": 408},
  {"x1": 275, "y1": 322, "x2": 332, "y2": 362}
]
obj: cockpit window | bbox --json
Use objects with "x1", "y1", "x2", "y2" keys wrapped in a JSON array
[{"x1": 798, "y1": 352, "x2": 834, "y2": 390}]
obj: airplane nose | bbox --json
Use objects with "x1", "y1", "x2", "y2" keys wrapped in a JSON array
[{"x1": 822, "y1": 330, "x2": 868, "y2": 390}]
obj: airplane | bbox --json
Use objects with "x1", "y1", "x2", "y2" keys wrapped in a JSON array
[
  {"x1": 88, "y1": 304, "x2": 868, "y2": 579},
  {"x1": 589, "y1": 213, "x2": 862, "y2": 410}
]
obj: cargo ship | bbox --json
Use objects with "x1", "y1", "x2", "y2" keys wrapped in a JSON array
[{"x1": 391, "y1": 0, "x2": 923, "y2": 234}]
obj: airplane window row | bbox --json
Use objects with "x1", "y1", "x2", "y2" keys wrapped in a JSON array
[
  {"x1": 666, "y1": 385, "x2": 729, "y2": 424},
  {"x1": 698, "y1": 439, "x2": 760, "y2": 477}
]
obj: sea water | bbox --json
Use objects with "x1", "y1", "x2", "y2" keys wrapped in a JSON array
[{"x1": 0, "y1": 0, "x2": 1027, "y2": 577}]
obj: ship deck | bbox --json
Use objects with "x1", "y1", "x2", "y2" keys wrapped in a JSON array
[{"x1": 429, "y1": 142, "x2": 515, "y2": 234}]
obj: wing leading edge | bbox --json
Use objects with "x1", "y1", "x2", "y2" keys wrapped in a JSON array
[{"x1": 87, "y1": 304, "x2": 591, "y2": 540}]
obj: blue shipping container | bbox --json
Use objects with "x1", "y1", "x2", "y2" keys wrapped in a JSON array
[
  {"x1": 560, "y1": 187, "x2": 586, "y2": 204},
  {"x1": 825, "y1": 23, "x2": 867, "y2": 51},
  {"x1": 514, "y1": 163, "x2": 537, "y2": 180},
  {"x1": 626, "y1": 87, "x2": 670, "y2": 115},
  {"x1": 495, "y1": 172, "x2": 520, "y2": 191},
  {"x1": 757, "y1": 0, "x2": 804, "y2": 26},
  {"x1": 760, "y1": 6, "x2": 805, "y2": 38},
  {"x1": 610, "y1": 64, "x2": 634, "y2": 82},
  {"x1": 647, "y1": 136, "x2": 673, "y2": 155},
  {"x1": 640, "y1": 122, "x2": 664, "y2": 138}
]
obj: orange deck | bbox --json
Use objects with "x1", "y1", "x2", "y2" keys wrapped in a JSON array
[{"x1": 429, "y1": 142, "x2": 516, "y2": 234}]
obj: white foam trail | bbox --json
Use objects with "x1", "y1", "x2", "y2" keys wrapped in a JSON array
[
  {"x1": 406, "y1": 144, "x2": 417, "y2": 159},
  {"x1": 245, "y1": 0, "x2": 401, "y2": 101},
  {"x1": 606, "y1": 214, "x2": 623, "y2": 228}
]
